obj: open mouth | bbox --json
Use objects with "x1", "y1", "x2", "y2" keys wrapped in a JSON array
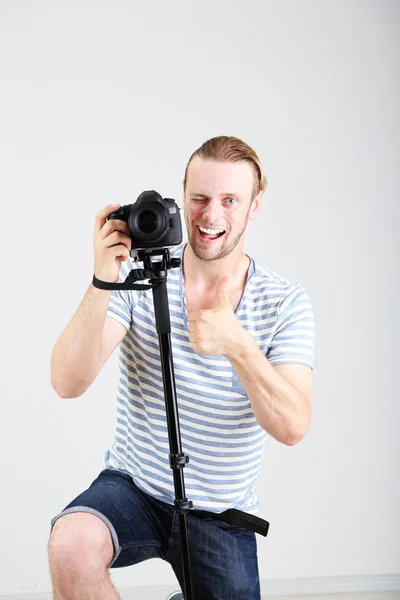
[{"x1": 197, "y1": 226, "x2": 226, "y2": 241}]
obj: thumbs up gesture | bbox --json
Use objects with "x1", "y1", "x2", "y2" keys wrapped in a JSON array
[
  {"x1": 188, "y1": 277, "x2": 248, "y2": 358},
  {"x1": 212, "y1": 276, "x2": 232, "y2": 310}
]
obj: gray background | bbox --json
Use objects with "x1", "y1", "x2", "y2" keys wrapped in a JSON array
[{"x1": 0, "y1": 0, "x2": 398, "y2": 597}]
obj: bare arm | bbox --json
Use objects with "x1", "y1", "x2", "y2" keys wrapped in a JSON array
[
  {"x1": 51, "y1": 287, "x2": 127, "y2": 398},
  {"x1": 188, "y1": 280, "x2": 313, "y2": 446},
  {"x1": 228, "y1": 334, "x2": 312, "y2": 445},
  {"x1": 51, "y1": 203, "x2": 132, "y2": 398}
]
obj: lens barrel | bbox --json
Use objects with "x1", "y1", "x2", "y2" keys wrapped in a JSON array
[{"x1": 128, "y1": 202, "x2": 168, "y2": 242}]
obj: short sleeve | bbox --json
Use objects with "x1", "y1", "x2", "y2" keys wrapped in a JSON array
[
  {"x1": 106, "y1": 258, "x2": 142, "y2": 330},
  {"x1": 267, "y1": 284, "x2": 315, "y2": 368}
]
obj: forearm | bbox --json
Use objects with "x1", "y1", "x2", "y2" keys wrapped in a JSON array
[
  {"x1": 51, "y1": 284, "x2": 112, "y2": 397},
  {"x1": 228, "y1": 331, "x2": 309, "y2": 445}
]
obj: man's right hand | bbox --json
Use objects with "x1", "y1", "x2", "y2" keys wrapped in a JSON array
[{"x1": 93, "y1": 204, "x2": 132, "y2": 283}]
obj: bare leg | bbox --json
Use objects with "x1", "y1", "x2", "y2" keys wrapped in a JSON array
[{"x1": 48, "y1": 512, "x2": 120, "y2": 600}]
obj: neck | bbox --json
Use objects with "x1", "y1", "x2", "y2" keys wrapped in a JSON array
[{"x1": 182, "y1": 243, "x2": 250, "y2": 290}]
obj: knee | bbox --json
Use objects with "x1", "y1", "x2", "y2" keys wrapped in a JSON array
[{"x1": 48, "y1": 512, "x2": 114, "y2": 575}]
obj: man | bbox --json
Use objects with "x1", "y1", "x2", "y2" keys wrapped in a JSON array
[{"x1": 48, "y1": 136, "x2": 315, "y2": 600}]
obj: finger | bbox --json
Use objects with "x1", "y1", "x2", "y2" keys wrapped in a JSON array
[
  {"x1": 99, "y1": 218, "x2": 130, "y2": 240},
  {"x1": 94, "y1": 204, "x2": 121, "y2": 236},
  {"x1": 213, "y1": 277, "x2": 231, "y2": 309},
  {"x1": 188, "y1": 309, "x2": 202, "y2": 322},
  {"x1": 104, "y1": 245, "x2": 130, "y2": 260},
  {"x1": 215, "y1": 276, "x2": 229, "y2": 295},
  {"x1": 101, "y1": 230, "x2": 132, "y2": 251}
]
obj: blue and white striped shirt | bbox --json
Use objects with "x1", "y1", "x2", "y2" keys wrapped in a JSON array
[{"x1": 104, "y1": 243, "x2": 315, "y2": 514}]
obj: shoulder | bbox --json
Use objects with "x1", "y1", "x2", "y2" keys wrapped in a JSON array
[
  {"x1": 245, "y1": 258, "x2": 314, "y2": 323},
  {"x1": 247, "y1": 257, "x2": 299, "y2": 301}
]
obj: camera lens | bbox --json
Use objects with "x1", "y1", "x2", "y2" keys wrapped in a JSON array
[
  {"x1": 138, "y1": 210, "x2": 158, "y2": 234},
  {"x1": 129, "y1": 203, "x2": 167, "y2": 242}
]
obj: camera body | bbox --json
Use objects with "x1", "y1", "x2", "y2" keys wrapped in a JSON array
[{"x1": 108, "y1": 190, "x2": 182, "y2": 250}]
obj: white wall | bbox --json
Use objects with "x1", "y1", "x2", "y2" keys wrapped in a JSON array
[{"x1": 0, "y1": 0, "x2": 398, "y2": 596}]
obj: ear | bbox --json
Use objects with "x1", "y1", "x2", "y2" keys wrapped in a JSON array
[
  {"x1": 182, "y1": 181, "x2": 186, "y2": 207},
  {"x1": 248, "y1": 190, "x2": 263, "y2": 221}
]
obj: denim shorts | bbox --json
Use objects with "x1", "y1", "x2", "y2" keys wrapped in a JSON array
[{"x1": 50, "y1": 469, "x2": 261, "y2": 600}]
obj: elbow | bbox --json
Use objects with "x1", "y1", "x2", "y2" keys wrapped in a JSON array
[
  {"x1": 276, "y1": 431, "x2": 303, "y2": 446},
  {"x1": 285, "y1": 420, "x2": 311, "y2": 446},
  {"x1": 285, "y1": 398, "x2": 312, "y2": 446},
  {"x1": 51, "y1": 378, "x2": 87, "y2": 399},
  {"x1": 285, "y1": 433, "x2": 303, "y2": 446},
  {"x1": 50, "y1": 361, "x2": 92, "y2": 399}
]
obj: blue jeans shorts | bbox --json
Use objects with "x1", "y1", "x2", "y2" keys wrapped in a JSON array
[{"x1": 50, "y1": 469, "x2": 261, "y2": 600}]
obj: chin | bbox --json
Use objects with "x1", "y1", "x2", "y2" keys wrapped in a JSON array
[
  {"x1": 188, "y1": 229, "x2": 244, "y2": 262},
  {"x1": 188, "y1": 240, "x2": 232, "y2": 262}
]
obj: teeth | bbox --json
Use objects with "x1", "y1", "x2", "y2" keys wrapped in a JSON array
[{"x1": 199, "y1": 226, "x2": 225, "y2": 234}]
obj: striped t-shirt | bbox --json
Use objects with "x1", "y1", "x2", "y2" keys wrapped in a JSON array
[{"x1": 104, "y1": 242, "x2": 315, "y2": 514}]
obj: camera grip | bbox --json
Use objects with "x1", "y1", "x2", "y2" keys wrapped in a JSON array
[{"x1": 107, "y1": 205, "x2": 130, "y2": 222}]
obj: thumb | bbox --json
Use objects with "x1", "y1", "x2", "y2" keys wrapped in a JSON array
[{"x1": 213, "y1": 276, "x2": 231, "y2": 308}]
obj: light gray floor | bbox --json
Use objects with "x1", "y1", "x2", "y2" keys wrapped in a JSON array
[
  {"x1": 265, "y1": 594, "x2": 400, "y2": 600},
  {"x1": 158, "y1": 592, "x2": 400, "y2": 600}
]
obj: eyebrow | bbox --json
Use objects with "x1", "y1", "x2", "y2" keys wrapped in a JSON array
[{"x1": 190, "y1": 192, "x2": 239, "y2": 197}]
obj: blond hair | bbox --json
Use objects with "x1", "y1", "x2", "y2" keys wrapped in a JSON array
[{"x1": 183, "y1": 135, "x2": 267, "y2": 198}]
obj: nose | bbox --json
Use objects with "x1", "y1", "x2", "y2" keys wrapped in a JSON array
[{"x1": 202, "y1": 198, "x2": 223, "y2": 225}]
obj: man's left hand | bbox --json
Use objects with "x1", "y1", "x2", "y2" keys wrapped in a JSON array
[{"x1": 188, "y1": 277, "x2": 249, "y2": 358}]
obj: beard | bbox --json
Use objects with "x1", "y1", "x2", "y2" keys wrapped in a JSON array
[{"x1": 186, "y1": 210, "x2": 250, "y2": 262}]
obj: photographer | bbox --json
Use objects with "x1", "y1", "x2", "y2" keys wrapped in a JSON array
[{"x1": 48, "y1": 136, "x2": 315, "y2": 600}]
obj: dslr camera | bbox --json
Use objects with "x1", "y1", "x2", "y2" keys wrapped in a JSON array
[{"x1": 108, "y1": 190, "x2": 182, "y2": 251}]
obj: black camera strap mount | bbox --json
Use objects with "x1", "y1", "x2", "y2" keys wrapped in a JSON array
[{"x1": 92, "y1": 247, "x2": 181, "y2": 291}]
